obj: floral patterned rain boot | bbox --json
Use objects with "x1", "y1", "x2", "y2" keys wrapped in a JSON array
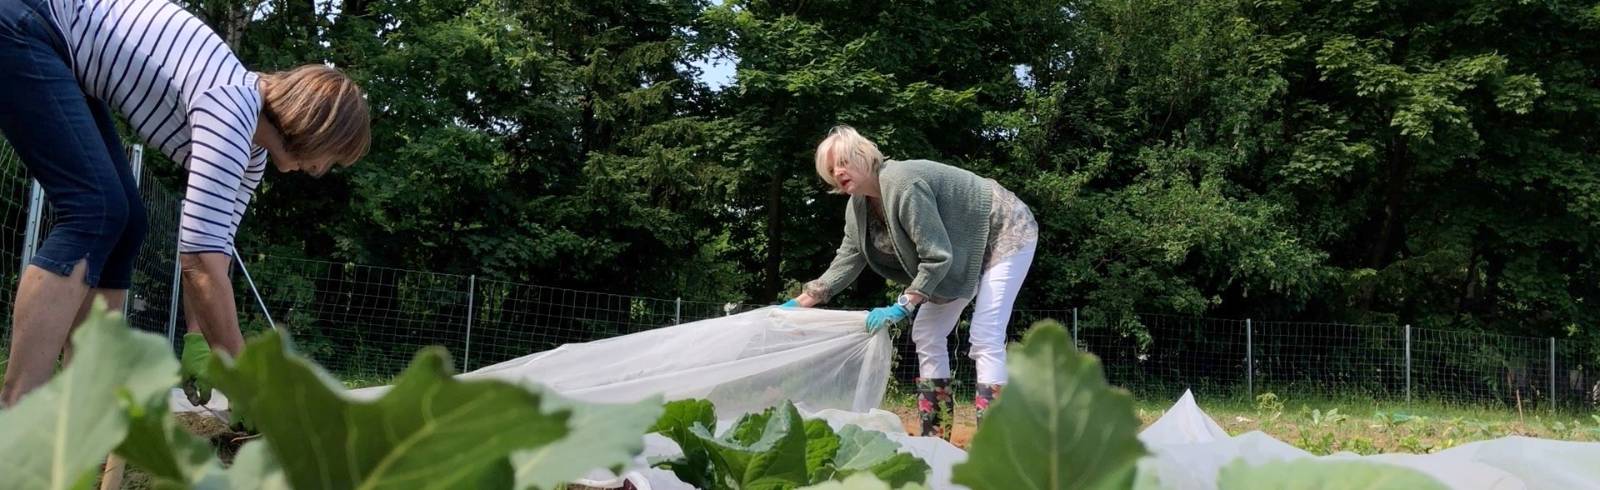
[
  {"x1": 917, "y1": 378, "x2": 954, "y2": 440},
  {"x1": 976, "y1": 382, "x2": 1004, "y2": 426}
]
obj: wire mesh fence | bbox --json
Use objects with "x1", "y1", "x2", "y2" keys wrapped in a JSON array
[
  {"x1": 1, "y1": 141, "x2": 1597, "y2": 410},
  {"x1": 0, "y1": 143, "x2": 33, "y2": 350},
  {"x1": 1251, "y1": 320, "x2": 1406, "y2": 402},
  {"x1": 467, "y1": 279, "x2": 754, "y2": 374},
  {"x1": 0, "y1": 144, "x2": 178, "y2": 348},
  {"x1": 1410, "y1": 327, "x2": 1560, "y2": 409},
  {"x1": 126, "y1": 146, "x2": 186, "y2": 342},
  {"x1": 222, "y1": 256, "x2": 769, "y2": 385}
]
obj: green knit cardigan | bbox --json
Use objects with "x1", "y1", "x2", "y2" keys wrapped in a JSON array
[{"x1": 808, "y1": 159, "x2": 995, "y2": 303}]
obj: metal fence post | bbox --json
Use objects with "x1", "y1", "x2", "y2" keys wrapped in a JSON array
[
  {"x1": 1071, "y1": 308, "x2": 1079, "y2": 347},
  {"x1": 1550, "y1": 337, "x2": 1557, "y2": 410},
  {"x1": 129, "y1": 145, "x2": 143, "y2": 178},
  {"x1": 675, "y1": 297, "x2": 682, "y2": 325},
  {"x1": 20, "y1": 180, "x2": 44, "y2": 271},
  {"x1": 159, "y1": 152, "x2": 180, "y2": 345},
  {"x1": 464, "y1": 274, "x2": 476, "y2": 371},
  {"x1": 232, "y1": 248, "x2": 276, "y2": 330},
  {"x1": 166, "y1": 253, "x2": 182, "y2": 346},
  {"x1": 125, "y1": 145, "x2": 142, "y2": 319},
  {"x1": 1405, "y1": 325, "x2": 1412, "y2": 403},
  {"x1": 1246, "y1": 319, "x2": 1254, "y2": 399}
]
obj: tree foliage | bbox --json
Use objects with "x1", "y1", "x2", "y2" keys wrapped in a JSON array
[{"x1": 171, "y1": 0, "x2": 1596, "y2": 346}]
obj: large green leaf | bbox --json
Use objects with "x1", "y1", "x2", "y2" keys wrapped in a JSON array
[
  {"x1": 691, "y1": 402, "x2": 811, "y2": 489},
  {"x1": 210, "y1": 441, "x2": 290, "y2": 490},
  {"x1": 114, "y1": 392, "x2": 223, "y2": 489},
  {"x1": 799, "y1": 473, "x2": 931, "y2": 490},
  {"x1": 803, "y1": 419, "x2": 842, "y2": 482},
  {"x1": 0, "y1": 299, "x2": 177, "y2": 490},
  {"x1": 509, "y1": 393, "x2": 663, "y2": 490},
  {"x1": 726, "y1": 407, "x2": 845, "y2": 472},
  {"x1": 952, "y1": 321, "x2": 1147, "y2": 490},
  {"x1": 472, "y1": 459, "x2": 518, "y2": 489},
  {"x1": 650, "y1": 399, "x2": 928, "y2": 489},
  {"x1": 827, "y1": 426, "x2": 928, "y2": 488},
  {"x1": 649, "y1": 399, "x2": 718, "y2": 488},
  {"x1": 208, "y1": 329, "x2": 573, "y2": 489},
  {"x1": 1216, "y1": 459, "x2": 1450, "y2": 489},
  {"x1": 650, "y1": 399, "x2": 717, "y2": 441},
  {"x1": 1132, "y1": 463, "x2": 1164, "y2": 490},
  {"x1": 727, "y1": 409, "x2": 777, "y2": 445}
]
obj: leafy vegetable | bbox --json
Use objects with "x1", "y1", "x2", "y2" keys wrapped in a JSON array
[
  {"x1": 652, "y1": 400, "x2": 930, "y2": 489},
  {"x1": 0, "y1": 299, "x2": 177, "y2": 490},
  {"x1": 953, "y1": 320, "x2": 1148, "y2": 490}
]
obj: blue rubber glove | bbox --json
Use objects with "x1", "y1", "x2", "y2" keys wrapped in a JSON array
[
  {"x1": 865, "y1": 304, "x2": 911, "y2": 333},
  {"x1": 780, "y1": 299, "x2": 800, "y2": 309}
]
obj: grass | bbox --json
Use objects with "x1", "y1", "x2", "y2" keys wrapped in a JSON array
[
  {"x1": 338, "y1": 374, "x2": 394, "y2": 390},
  {"x1": 883, "y1": 389, "x2": 1600, "y2": 453},
  {"x1": 1143, "y1": 392, "x2": 1600, "y2": 455}
]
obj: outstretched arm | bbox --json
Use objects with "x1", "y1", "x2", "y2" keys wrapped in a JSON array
[
  {"x1": 799, "y1": 201, "x2": 868, "y2": 305},
  {"x1": 177, "y1": 86, "x2": 261, "y2": 356},
  {"x1": 180, "y1": 252, "x2": 242, "y2": 356}
]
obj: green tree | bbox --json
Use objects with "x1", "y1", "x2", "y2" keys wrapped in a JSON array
[
  {"x1": 196, "y1": 0, "x2": 750, "y2": 301},
  {"x1": 153, "y1": 0, "x2": 1600, "y2": 352},
  {"x1": 999, "y1": 0, "x2": 1600, "y2": 342},
  {"x1": 698, "y1": 0, "x2": 1070, "y2": 303}
]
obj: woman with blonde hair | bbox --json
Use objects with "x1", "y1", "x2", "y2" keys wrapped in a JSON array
[
  {"x1": 0, "y1": 0, "x2": 370, "y2": 406},
  {"x1": 784, "y1": 125, "x2": 1038, "y2": 439}
]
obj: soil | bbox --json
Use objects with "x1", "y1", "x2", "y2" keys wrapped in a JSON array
[
  {"x1": 176, "y1": 413, "x2": 252, "y2": 465},
  {"x1": 888, "y1": 404, "x2": 979, "y2": 449}
]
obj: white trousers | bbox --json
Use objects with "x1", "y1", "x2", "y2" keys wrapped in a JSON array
[{"x1": 910, "y1": 241, "x2": 1035, "y2": 386}]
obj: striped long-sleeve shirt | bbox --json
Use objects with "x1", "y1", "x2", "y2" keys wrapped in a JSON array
[{"x1": 46, "y1": 0, "x2": 266, "y2": 255}]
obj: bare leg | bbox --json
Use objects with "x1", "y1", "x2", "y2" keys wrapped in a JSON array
[
  {"x1": 0, "y1": 261, "x2": 92, "y2": 407},
  {"x1": 181, "y1": 282, "x2": 222, "y2": 352},
  {"x1": 60, "y1": 288, "x2": 127, "y2": 366}
]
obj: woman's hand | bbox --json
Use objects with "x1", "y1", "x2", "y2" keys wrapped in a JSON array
[
  {"x1": 782, "y1": 292, "x2": 822, "y2": 308},
  {"x1": 866, "y1": 303, "x2": 911, "y2": 333},
  {"x1": 865, "y1": 292, "x2": 924, "y2": 332}
]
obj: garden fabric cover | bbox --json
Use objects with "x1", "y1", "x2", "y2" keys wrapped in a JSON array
[
  {"x1": 432, "y1": 307, "x2": 895, "y2": 418},
  {"x1": 1136, "y1": 390, "x2": 1600, "y2": 489},
  {"x1": 171, "y1": 307, "x2": 1600, "y2": 489},
  {"x1": 171, "y1": 306, "x2": 971, "y2": 488},
  {"x1": 173, "y1": 307, "x2": 894, "y2": 418}
]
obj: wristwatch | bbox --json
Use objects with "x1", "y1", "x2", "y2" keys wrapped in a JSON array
[{"x1": 896, "y1": 293, "x2": 920, "y2": 314}]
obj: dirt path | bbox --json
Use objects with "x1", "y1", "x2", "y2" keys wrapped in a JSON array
[{"x1": 888, "y1": 404, "x2": 979, "y2": 449}]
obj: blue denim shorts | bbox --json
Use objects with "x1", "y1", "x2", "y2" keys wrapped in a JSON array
[{"x1": 0, "y1": 0, "x2": 148, "y2": 289}]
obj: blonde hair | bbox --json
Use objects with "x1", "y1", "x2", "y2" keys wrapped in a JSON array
[
  {"x1": 813, "y1": 125, "x2": 884, "y2": 193},
  {"x1": 259, "y1": 64, "x2": 371, "y2": 171}
]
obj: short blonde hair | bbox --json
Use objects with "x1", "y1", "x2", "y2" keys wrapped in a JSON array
[
  {"x1": 814, "y1": 125, "x2": 884, "y2": 193},
  {"x1": 260, "y1": 64, "x2": 371, "y2": 170}
]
